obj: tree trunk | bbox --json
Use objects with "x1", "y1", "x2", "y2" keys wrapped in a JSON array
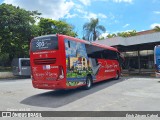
[{"x1": 93, "y1": 29, "x2": 97, "y2": 41}]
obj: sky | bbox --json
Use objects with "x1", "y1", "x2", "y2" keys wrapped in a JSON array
[{"x1": 0, "y1": 0, "x2": 160, "y2": 38}]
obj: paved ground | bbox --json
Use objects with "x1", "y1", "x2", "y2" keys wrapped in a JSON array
[{"x1": 0, "y1": 76, "x2": 160, "y2": 119}]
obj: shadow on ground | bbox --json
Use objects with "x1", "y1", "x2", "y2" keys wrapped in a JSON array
[{"x1": 21, "y1": 78, "x2": 128, "y2": 108}]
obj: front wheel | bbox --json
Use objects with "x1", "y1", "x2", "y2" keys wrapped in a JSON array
[
  {"x1": 84, "y1": 76, "x2": 92, "y2": 90},
  {"x1": 115, "y1": 71, "x2": 120, "y2": 80}
]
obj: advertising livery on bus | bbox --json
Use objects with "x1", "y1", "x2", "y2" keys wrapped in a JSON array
[
  {"x1": 154, "y1": 45, "x2": 160, "y2": 77},
  {"x1": 30, "y1": 34, "x2": 123, "y2": 90}
]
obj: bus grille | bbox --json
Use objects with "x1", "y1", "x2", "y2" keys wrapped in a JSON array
[{"x1": 34, "y1": 58, "x2": 56, "y2": 65}]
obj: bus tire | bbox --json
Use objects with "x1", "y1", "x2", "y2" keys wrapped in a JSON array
[
  {"x1": 85, "y1": 76, "x2": 92, "y2": 90},
  {"x1": 115, "y1": 71, "x2": 120, "y2": 80}
]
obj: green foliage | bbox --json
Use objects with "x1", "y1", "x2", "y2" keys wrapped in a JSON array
[
  {"x1": 98, "y1": 30, "x2": 137, "y2": 40},
  {"x1": 117, "y1": 30, "x2": 137, "y2": 37},
  {"x1": 98, "y1": 36, "x2": 105, "y2": 40},
  {"x1": 67, "y1": 68, "x2": 93, "y2": 78},
  {"x1": 0, "y1": 66, "x2": 11, "y2": 72},
  {"x1": 83, "y1": 18, "x2": 106, "y2": 41},
  {"x1": 0, "y1": 4, "x2": 77, "y2": 67},
  {"x1": 38, "y1": 18, "x2": 77, "y2": 37},
  {"x1": 0, "y1": 53, "x2": 9, "y2": 66},
  {"x1": 0, "y1": 3, "x2": 41, "y2": 64},
  {"x1": 107, "y1": 33, "x2": 117, "y2": 38},
  {"x1": 154, "y1": 26, "x2": 160, "y2": 32}
]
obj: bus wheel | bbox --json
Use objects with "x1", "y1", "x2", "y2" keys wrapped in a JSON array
[
  {"x1": 115, "y1": 71, "x2": 120, "y2": 80},
  {"x1": 85, "y1": 76, "x2": 92, "y2": 90}
]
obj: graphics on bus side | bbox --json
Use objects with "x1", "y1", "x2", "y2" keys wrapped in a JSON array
[
  {"x1": 64, "y1": 39, "x2": 120, "y2": 87},
  {"x1": 65, "y1": 39, "x2": 93, "y2": 86}
]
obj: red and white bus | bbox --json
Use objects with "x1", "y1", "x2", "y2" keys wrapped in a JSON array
[{"x1": 30, "y1": 34, "x2": 123, "y2": 90}]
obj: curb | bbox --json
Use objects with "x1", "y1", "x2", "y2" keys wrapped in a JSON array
[{"x1": 0, "y1": 72, "x2": 14, "y2": 79}]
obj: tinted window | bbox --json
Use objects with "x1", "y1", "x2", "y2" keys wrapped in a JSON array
[
  {"x1": 31, "y1": 36, "x2": 58, "y2": 52},
  {"x1": 21, "y1": 60, "x2": 30, "y2": 66},
  {"x1": 88, "y1": 51, "x2": 103, "y2": 59},
  {"x1": 85, "y1": 44, "x2": 104, "y2": 59},
  {"x1": 102, "y1": 50, "x2": 118, "y2": 60}
]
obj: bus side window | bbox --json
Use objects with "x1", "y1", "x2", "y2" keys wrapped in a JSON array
[
  {"x1": 86, "y1": 45, "x2": 102, "y2": 59},
  {"x1": 103, "y1": 50, "x2": 118, "y2": 60},
  {"x1": 112, "y1": 51, "x2": 118, "y2": 60}
]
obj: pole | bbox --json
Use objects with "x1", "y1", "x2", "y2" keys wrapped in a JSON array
[{"x1": 138, "y1": 50, "x2": 141, "y2": 74}]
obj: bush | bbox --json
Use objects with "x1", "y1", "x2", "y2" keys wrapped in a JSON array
[{"x1": 0, "y1": 53, "x2": 10, "y2": 66}]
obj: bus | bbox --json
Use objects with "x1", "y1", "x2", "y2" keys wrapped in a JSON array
[
  {"x1": 12, "y1": 58, "x2": 31, "y2": 76},
  {"x1": 30, "y1": 34, "x2": 123, "y2": 90},
  {"x1": 154, "y1": 45, "x2": 160, "y2": 77}
]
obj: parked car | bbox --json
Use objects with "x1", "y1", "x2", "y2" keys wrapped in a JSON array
[{"x1": 11, "y1": 58, "x2": 31, "y2": 76}]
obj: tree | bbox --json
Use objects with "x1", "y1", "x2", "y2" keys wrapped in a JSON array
[
  {"x1": 98, "y1": 36, "x2": 105, "y2": 40},
  {"x1": 38, "y1": 18, "x2": 77, "y2": 37},
  {"x1": 128, "y1": 30, "x2": 137, "y2": 36},
  {"x1": 83, "y1": 18, "x2": 106, "y2": 41},
  {"x1": 154, "y1": 26, "x2": 160, "y2": 32},
  {"x1": 107, "y1": 33, "x2": 117, "y2": 38},
  {"x1": 0, "y1": 3, "x2": 41, "y2": 65},
  {"x1": 117, "y1": 30, "x2": 137, "y2": 37}
]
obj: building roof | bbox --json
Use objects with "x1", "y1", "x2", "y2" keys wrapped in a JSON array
[
  {"x1": 137, "y1": 29, "x2": 156, "y2": 35},
  {"x1": 96, "y1": 31, "x2": 160, "y2": 47}
]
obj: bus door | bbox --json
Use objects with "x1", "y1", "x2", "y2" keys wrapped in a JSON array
[
  {"x1": 102, "y1": 50, "x2": 116, "y2": 79},
  {"x1": 87, "y1": 54, "x2": 104, "y2": 81},
  {"x1": 97, "y1": 58, "x2": 107, "y2": 81}
]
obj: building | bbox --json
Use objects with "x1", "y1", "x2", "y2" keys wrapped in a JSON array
[{"x1": 96, "y1": 30, "x2": 160, "y2": 74}]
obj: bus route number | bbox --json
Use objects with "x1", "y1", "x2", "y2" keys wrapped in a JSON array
[{"x1": 36, "y1": 42, "x2": 45, "y2": 48}]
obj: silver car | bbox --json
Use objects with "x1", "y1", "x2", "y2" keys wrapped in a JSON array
[{"x1": 11, "y1": 58, "x2": 31, "y2": 76}]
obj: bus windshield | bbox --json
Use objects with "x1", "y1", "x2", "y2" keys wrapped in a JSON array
[
  {"x1": 31, "y1": 36, "x2": 58, "y2": 52},
  {"x1": 155, "y1": 46, "x2": 160, "y2": 55}
]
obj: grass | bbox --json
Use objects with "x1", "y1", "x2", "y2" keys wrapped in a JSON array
[{"x1": 0, "y1": 66, "x2": 12, "y2": 72}]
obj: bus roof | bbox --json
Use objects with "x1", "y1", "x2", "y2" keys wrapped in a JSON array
[
  {"x1": 58, "y1": 34, "x2": 119, "y2": 52},
  {"x1": 34, "y1": 34, "x2": 57, "y2": 39},
  {"x1": 33, "y1": 34, "x2": 119, "y2": 52}
]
